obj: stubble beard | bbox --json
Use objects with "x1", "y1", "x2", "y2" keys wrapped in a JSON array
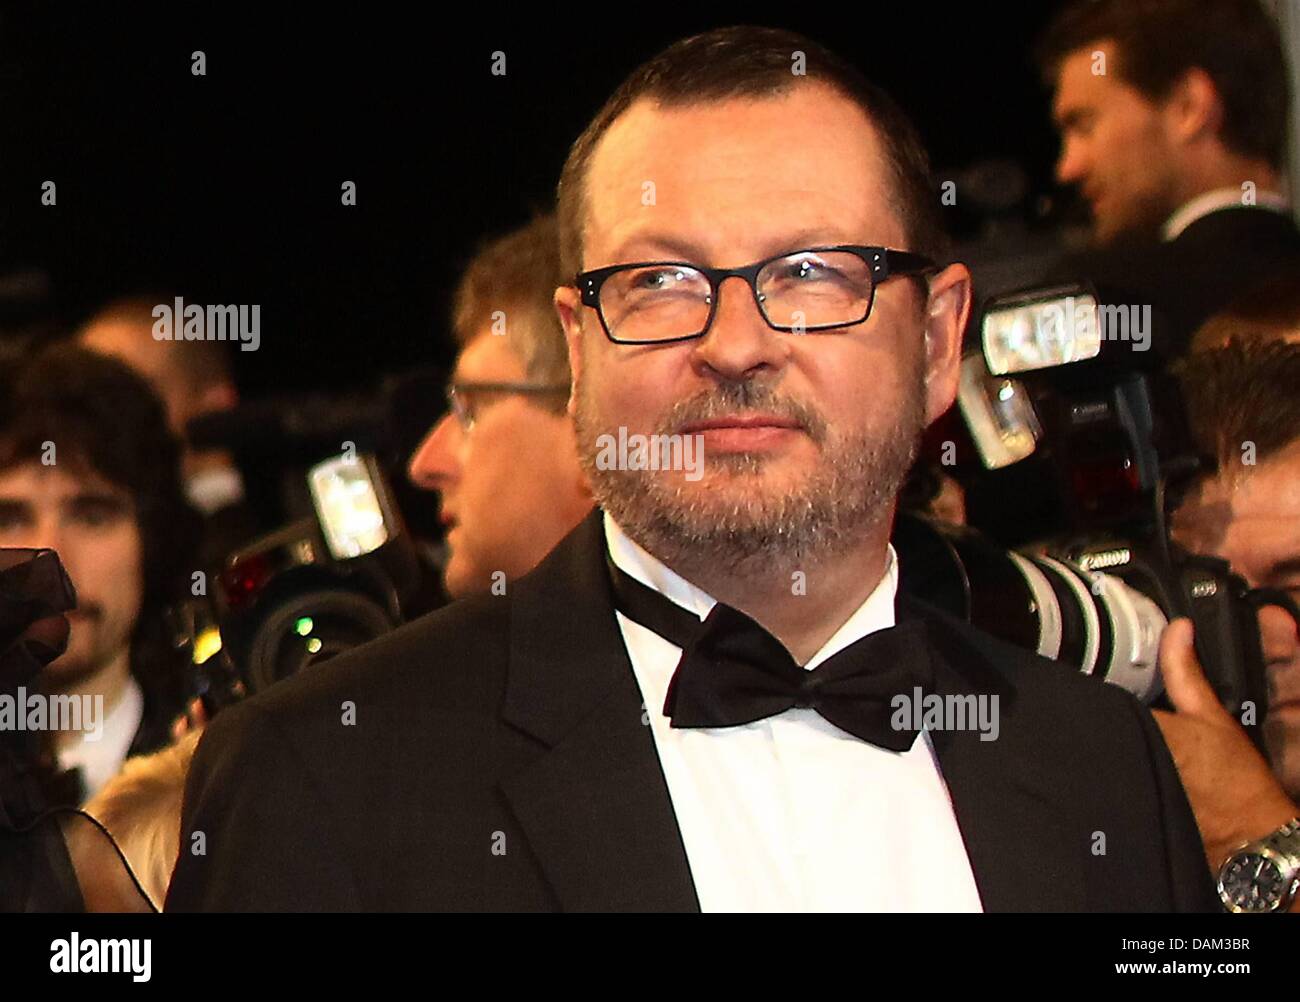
[{"x1": 574, "y1": 371, "x2": 926, "y2": 582}]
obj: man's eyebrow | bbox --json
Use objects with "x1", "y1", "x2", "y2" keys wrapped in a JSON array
[
  {"x1": 608, "y1": 229, "x2": 855, "y2": 265},
  {"x1": 63, "y1": 489, "x2": 132, "y2": 511}
]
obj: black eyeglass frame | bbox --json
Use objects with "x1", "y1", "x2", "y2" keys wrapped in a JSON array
[
  {"x1": 446, "y1": 381, "x2": 570, "y2": 430},
  {"x1": 575, "y1": 245, "x2": 938, "y2": 345}
]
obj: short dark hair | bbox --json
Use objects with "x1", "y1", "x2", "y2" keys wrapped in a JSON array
[
  {"x1": 1190, "y1": 263, "x2": 1300, "y2": 353},
  {"x1": 1036, "y1": 0, "x2": 1289, "y2": 169},
  {"x1": 79, "y1": 294, "x2": 236, "y2": 396},
  {"x1": 0, "y1": 343, "x2": 202, "y2": 712},
  {"x1": 1173, "y1": 338, "x2": 1300, "y2": 475},
  {"x1": 556, "y1": 25, "x2": 950, "y2": 279}
]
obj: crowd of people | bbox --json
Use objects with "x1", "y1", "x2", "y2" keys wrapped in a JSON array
[{"x1": 3, "y1": 1, "x2": 1300, "y2": 912}]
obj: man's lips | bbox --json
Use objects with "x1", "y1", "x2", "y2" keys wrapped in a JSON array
[
  {"x1": 678, "y1": 414, "x2": 802, "y2": 434},
  {"x1": 676, "y1": 414, "x2": 804, "y2": 453}
]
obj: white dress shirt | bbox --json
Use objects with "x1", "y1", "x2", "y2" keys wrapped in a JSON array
[
  {"x1": 58, "y1": 676, "x2": 143, "y2": 802},
  {"x1": 605, "y1": 512, "x2": 983, "y2": 912},
  {"x1": 1161, "y1": 186, "x2": 1290, "y2": 241}
]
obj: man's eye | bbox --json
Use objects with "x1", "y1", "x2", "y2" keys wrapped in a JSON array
[
  {"x1": 70, "y1": 499, "x2": 128, "y2": 527},
  {"x1": 629, "y1": 268, "x2": 694, "y2": 292},
  {"x1": 785, "y1": 260, "x2": 830, "y2": 280},
  {"x1": 0, "y1": 506, "x2": 30, "y2": 532}
]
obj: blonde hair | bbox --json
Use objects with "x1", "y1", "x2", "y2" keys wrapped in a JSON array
[
  {"x1": 451, "y1": 213, "x2": 570, "y2": 396},
  {"x1": 82, "y1": 729, "x2": 202, "y2": 909}
]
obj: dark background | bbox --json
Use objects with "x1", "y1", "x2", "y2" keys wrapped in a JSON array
[{"x1": 1, "y1": 4, "x2": 1069, "y2": 399}]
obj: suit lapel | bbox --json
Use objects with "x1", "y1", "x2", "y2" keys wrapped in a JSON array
[
  {"x1": 499, "y1": 510, "x2": 700, "y2": 911},
  {"x1": 498, "y1": 523, "x2": 1086, "y2": 912},
  {"x1": 900, "y1": 597, "x2": 1087, "y2": 911}
]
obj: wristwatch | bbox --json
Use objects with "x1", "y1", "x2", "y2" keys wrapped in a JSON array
[{"x1": 1217, "y1": 818, "x2": 1300, "y2": 913}]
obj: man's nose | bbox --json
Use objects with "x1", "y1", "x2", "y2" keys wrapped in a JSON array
[
  {"x1": 24, "y1": 514, "x2": 64, "y2": 555},
  {"x1": 407, "y1": 413, "x2": 462, "y2": 491},
  {"x1": 1055, "y1": 138, "x2": 1085, "y2": 187},
  {"x1": 690, "y1": 275, "x2": 788, "y2": 381},
  {"x1": 1260, "y1": 605, "x2": 1300, "y2": 670},
  {"x1": 27, "y1": 518, "x2": 80, "y2": 588}
]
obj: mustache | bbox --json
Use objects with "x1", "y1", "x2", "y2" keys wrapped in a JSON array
[{"x1": 660, "y1": 380, "x2": 827, "y2": 443}]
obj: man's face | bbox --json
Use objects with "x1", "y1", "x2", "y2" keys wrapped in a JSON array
[
  {"x1": 1052, "y1": 43, "x2": 1182, "y2": 244},
  {"x1": 0, "y1": 462, "x2": 143, "y2": 689},
  {"x1": 1172, "y1": 442, "x2": 1300, "y2": 798},
  {"x1": 407, "y1": 329, "x2": 590, "y2": 598},
  {"x1": 555, "y1": 83, "x2": 968, "y2": 574}
]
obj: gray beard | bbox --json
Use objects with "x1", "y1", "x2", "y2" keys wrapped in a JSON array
[{"x1": 574, "y1": 373, "x2": 925, "y2": 582}]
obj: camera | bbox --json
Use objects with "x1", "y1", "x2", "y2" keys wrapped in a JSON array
[
  {"x1": 177, "y1": 452, "x2": 437, "y2": 709},
  {"x1": 917, "y1": 280, "x2": 1286, "y2": 735}
]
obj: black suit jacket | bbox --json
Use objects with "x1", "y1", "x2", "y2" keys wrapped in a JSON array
[
  {"x1": 1064, "y1": 206, "x2": 1300, "y2": 361},
  {"x1": 166, "y1": 510, "x2": 1217, "y2": 912}
]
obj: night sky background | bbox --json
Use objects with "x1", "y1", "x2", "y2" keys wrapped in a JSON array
[{"x1": 1, "y1": 4, "x2": 1071, "y2": 403}]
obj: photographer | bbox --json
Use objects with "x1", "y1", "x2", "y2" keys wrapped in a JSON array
[
  {"x1": 407, "y1": 213, "x2": 593, "y2": 598},
  {"x1": 0, "y1": 344, "x2": 201, "y2": 804},
  {"x1": 1157, "y1": 338, "x2": 1300, "y2": 906}
]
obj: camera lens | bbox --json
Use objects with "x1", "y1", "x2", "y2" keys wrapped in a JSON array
[
  {"x1": 895, "y1": 515, "x2": 1167, "y2": 703},
  {"x1": 244, "y1": 589, "x2": 399, "y2": 695}
]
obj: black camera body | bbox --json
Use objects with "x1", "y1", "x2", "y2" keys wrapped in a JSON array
[
  {"x1": 894, "y1": 514, "x2": 1267, "y2": 724},
  {"x1": 181, "y1": 453, "x2": 431, "y2": 709},
  {"x1": 942, "y1": 279, "x2": 1277, "y2": 737}
]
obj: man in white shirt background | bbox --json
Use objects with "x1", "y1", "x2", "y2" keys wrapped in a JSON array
[{"x1": 1038, "y1": 0, "x2": 1300, "y2": 358}]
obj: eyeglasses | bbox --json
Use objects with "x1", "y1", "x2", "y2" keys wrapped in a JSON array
[
  {"x1": 445, "y1": 381, "x2": 569, "y2": 431},
  {"x1": 575, "y1": 245, "x2": 937, "y2": 345}
]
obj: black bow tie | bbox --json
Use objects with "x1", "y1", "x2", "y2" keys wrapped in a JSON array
[{"x1": 606, "y1": 554, "x2": 935, "y2": 751}]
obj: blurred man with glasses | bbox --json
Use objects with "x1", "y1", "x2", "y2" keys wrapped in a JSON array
[
  {"x1": 170, "y1": 27, "x2": 1215, "y2": 912},
  {"x1": 406, "y1": 214, "x2": 592, "y2": 599}
]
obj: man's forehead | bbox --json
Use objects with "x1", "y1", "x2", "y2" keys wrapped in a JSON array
[
  {"x1": 1175, "y1": 446, "x2": 1300, "y2": 555},
  {"x1": 1229, "y1": 445, "x2": 1300, "y2": 517},
  {"x1": 584, "y1": 84, "x2": 906, "y2": 263},
  {"x1": 453, "y1": 328, "x2": 529, "y2": 382},
  {"x1": 1052, "y1": 43, "x2": 1116, "y2": 111}
]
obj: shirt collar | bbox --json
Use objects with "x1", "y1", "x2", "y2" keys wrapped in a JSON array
[
  {"x1": 603, "y1": 510, "x2": 898, "y2": 669},
  {"x1": 58, "y1": 676, "x2": 144, "y2": 800},
  {"x1": 1162, "y1": 187, "x2": 1290, "y2": 241},
  {"x1": 185, "y1": 465, "x2": 245, "y2": 515}
]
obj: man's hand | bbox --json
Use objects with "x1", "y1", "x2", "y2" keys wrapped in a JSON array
[{"x1": 1153, "y1": 618, "x2": 1297, "y2": 876}]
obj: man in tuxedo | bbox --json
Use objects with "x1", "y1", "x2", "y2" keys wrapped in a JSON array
[
  {"x1": 167, "y1": 26, "x2": 1216, "y2": 912},
  {"x1": 1036, "y1": 0, "x2": 1300, "y2": 360}
]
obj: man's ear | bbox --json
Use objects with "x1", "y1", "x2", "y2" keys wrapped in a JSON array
[
  {"x1": 554, "y1": 285, "x2": 585, "y2": 418},
  {"x1": 921, "y1": 262, "x2": 971, "y2": 426},
  {"x1": 1165, "y1": 67, "x2": 1224, "y2": 146}
]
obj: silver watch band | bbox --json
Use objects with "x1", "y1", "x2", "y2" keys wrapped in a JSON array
[{"x1": 1219, "y1": 817, "x2": 1300, "y2": 913}]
